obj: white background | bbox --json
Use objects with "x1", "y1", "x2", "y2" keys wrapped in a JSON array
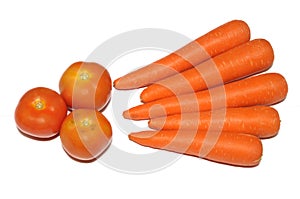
[{"x1": 1, "y1": 0, "x2": 299, "y2": 198}]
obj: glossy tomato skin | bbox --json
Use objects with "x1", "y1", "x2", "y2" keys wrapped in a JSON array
[
  {"x1": 15, "y1": 87, "x2": 68, "y2": 139},
  {"x1": 59, "y1": 61, "x2": 112, "y2": 111},
  {"x1": 60, "y1": 109, "x2": 112, "y2": 161}
]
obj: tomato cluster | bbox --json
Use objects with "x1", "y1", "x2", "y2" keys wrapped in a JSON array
[{"x1": 15, "y1": 61, "x2": 112, "y2": 162}]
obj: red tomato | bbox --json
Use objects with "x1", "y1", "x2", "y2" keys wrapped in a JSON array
[
  {"x1": 59, "y1": 61, "x2": 112, "y2": 111},
  {"x1": 15, "y1": 87, "x2": 67, "y2": 139},
  {"x1": 60, "y1": 109, "x2": 112, "y2": 161}
]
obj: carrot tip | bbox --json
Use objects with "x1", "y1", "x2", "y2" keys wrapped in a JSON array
[
  {"x1": 113, "y1": 78, "x2": 120, "y2": 89},
  {"x1": 128, "y1": 133, "x2": 133, "y2": 140},
  {"x1": 128, "y1": 131, "x2": 157, "y2": 143},
  {"x1": 113, "y1": 78, "x2": 136, "y2": 90},
  {"x1": 123, "y1": 110, "x2": 131, "y2": 119}
]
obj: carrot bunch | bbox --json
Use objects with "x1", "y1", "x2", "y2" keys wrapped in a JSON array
[{"x1": 114, "y1": 20, "x2": 288, "y2": 167}]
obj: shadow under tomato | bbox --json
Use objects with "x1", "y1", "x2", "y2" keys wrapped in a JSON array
[
  {"x1": 63, "y1": 150, "x2": 98, "y2": 163},
  {"x1": 62, "y1": 140, "x2": 112, "y2": 163},
  {"x1": 17, "y1": 128, "x2": 59, "y2": 141},
  {"x1": 66, "y1": 98, "x2": 111, "y2": 113},
  {"x1": 99, "y1": 97, "x2": 111, "y2": 112}
]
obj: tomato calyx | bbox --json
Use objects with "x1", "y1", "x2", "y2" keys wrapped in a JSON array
[
  {"x1": 32, "y1": 98, "x2": 46, "y2": 110},
  {"x1": 81, "y1": 118, "x2": 91, "y2": 127},
  {"x1": 79, "y1": 71, "x2": 90, "y2": 81}
]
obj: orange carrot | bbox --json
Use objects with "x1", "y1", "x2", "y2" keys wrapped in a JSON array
[
  {"x1": 114, "y1": 20, "x2": 250, "y2": 89},
  {"x1": 141, "y1": 39, "x2": 274, "y2": 102},
  {"x1": 149, "y1": 106, "x2": 280, "y2": 138},
  {"x1": 123, "y1": 73, "x2": 288, "y2": 120},
  {"x1": 129, "y1": 130, "x2": 263, "y2": 167}
]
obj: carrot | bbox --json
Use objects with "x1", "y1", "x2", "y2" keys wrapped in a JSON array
[
  {"x1": 123, "y1": 73, "x2": 288, "y2": 120},
  {"x1": 141, "y1": 39, "x2": 274, "y2": 102},
  {"x1": 129, "y1": 130, "x2": 263, "y2": 167},
  {"x1": 149, "y1": 106, "x2": 280, "y2": 138},
  {"x1": 114, "y1": 20, "x2": 250, "y2": 89}
]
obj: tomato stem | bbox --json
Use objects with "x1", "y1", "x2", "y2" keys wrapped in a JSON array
[
  {"x1": 80, "y1": 72, "x2": 89, "y2": 80},
  {"x1": 33, "y1": 99, "x2": 45, "y2": 110},
  {"x1": 81, "y1": 118, "x2": 91, "y2": 126}
]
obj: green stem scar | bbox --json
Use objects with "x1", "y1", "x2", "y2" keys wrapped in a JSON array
[
  {"x1": 33, "y1": 99, "x2": 45, "y2": 110},
  {"x1": 81, "y1": 118, "x2": 91, "y2": 126},
  {"x1": 80, "y1": 72, "x2": 89, "y2": 80}
]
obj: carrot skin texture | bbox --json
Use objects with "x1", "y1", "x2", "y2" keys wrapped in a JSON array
[
  {"x1": 129, "y1": 130, "x2": 263, "y2": 167},
  {"x1": 114, "y1": 20, "x2": 250, "y2": 89},
  {"x1": 141, "y1": 39, "x2": 274, "y2": 102},
  {"x1": 149, "y1": 106, "x2": 280, "y2": 138},
  {"x1": 123, "y1": 73, "x2": 288, "y2": 120}
]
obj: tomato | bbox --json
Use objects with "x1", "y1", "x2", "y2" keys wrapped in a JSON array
[
  {"x1": 60, "y1": 109, "x2": 112, "y2": 161},
  {"x1": 59, "y1": 61, "x2": 112, "y2": 111},
  {"x1": 15, "y1": 87, "x2": 67, "y2": 139}
]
